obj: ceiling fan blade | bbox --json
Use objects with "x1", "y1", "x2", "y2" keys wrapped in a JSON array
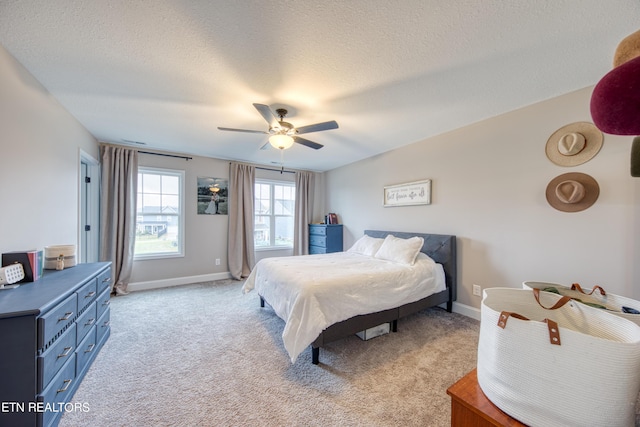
[
  {"x1": 253, "y1": 103, "x2": 280, "y2": 129},
  {"x1": 217, "y1": 127, "x2": 268, "y2": 134},
  {"x1": 295, "y1": 120, "x2": 339, "y2": 135},
  {"x1": 294, "y1": 136, "x2": 324, "y2": 150}
]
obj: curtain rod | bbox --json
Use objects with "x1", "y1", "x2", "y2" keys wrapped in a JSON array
[
  {"x1": 229, "y1": 162, "x2": 295, "y2": 174},
  {"x1": 139, "y1": 150, "x2": 192, "y2": 161},
  {"x1": 256, "y1": 166, "x2": 295, "y2": 174}
]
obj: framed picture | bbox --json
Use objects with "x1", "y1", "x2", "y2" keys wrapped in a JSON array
[
  {"x1": 197, "y1": 177, "x2": 228, "y2": 215},
  {"x1": 383, "y1": 179, "x2": 431, "y2": 207}
]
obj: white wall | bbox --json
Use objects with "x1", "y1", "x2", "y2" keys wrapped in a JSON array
[
  {"x1": 325, "y1": 87, "x2": 640, "y2": 310},
  {"x1": 0, "y1": 45, "x2": 98, "y2": 254}
]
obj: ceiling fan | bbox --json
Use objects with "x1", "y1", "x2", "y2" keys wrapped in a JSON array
[{"x1": 217, "y1": 103, "x2": 338, "y2": 150}]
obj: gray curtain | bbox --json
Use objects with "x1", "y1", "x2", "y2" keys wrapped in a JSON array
[
  {"x1": 99, "y1": 145, "x2": 138, "y2": 295},
  {"x1": 293, "y1": 171, "x2": 315, "y2": 256},
  {"x1": 228, "y1": 162, "x2": 256, "y2": 280}
]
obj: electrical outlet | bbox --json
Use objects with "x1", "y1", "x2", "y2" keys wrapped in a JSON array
[
  {"x1": 215, "y1": 258, "x2": 221, "y2": 266},
  {"x1": 473, "y1": 284, "x2": 482, "y2": 297}
]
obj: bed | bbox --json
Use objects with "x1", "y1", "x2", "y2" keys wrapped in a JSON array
[{"x1": 242, "y1": 230, "x2": 457, "y2": 364}]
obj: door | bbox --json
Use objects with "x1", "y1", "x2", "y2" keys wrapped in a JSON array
[{"x1": 80, "y1": 151, "x2": 100, "y2": 263}]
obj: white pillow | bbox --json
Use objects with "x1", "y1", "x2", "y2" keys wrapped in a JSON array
[
  {"x1": 347, "y1": 235, "x2": 385, "y2": 257},
  {"x1": 374, "y1": 234, "x2": 424, "y2": 265}
]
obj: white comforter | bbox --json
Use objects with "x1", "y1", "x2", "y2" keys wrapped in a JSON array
[{"x1": 242, "y1": 252, "x2": 446, "y2": 363}]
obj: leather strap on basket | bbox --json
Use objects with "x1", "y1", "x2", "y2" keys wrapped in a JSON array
[
  {"x1": 571, "y1": 283, "x2": 607, "y2": 296},
  {"x1": 533, "y1": 288, "x2": 572, "y2": 310},
  {"x1": 498, "y1": 311, "x2": 561, "y2": 345}
]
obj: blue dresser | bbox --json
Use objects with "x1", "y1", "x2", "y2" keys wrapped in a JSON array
[
  {"x1": 309, "y1": 224, "x2": 343, "y2": 254},
  {"x1": 0, "y1": 262, "x2": 112, "y2": 427}
]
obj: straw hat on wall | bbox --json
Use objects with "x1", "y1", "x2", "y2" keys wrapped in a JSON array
[{"x1": 545, "y1": 122, "x2": 603, "y2": 167}]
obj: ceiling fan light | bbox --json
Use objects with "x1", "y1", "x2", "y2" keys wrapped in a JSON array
[{"x1": 269, "y1": 134, "x2": 294, "y2": 149}]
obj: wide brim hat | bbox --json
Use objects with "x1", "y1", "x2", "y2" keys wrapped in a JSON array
[
  {"x1": 545, "y1": 122, "x2": 603, "y2": 167},
  {"x1": 546, "y1": 172, "x2": 599, "y2": 212},
  {"x1": 590, "y1": 29, "x2": 640, "y2": 135},
  {"x1": 591, "y1": 54, "x2": 640, "y2": 135}
]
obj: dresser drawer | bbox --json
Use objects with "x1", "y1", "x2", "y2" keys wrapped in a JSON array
[
  {"x1": 76, "y1": 302, "x2": 97, "y2": 343},
  {"x1": 37, "y1": 323, "x2": 76, "y2": 393},
  {"x1": 96, "y1": 308, "x2": 111, "y2": 344},
  {"x1": 309, "y1": 245, "x2": 326, "y2": 254},
  {"x1": 97, "y1": 267, "x2": 112, "y2": 294},
  {"x1": 96, "y1": 286, "x2": 111, "y2": 319},
  {"x1": 309, "y1": 225, "x2": 327, "y2": 236},
  {"x1": 309, "y1": 234, "x2": 328, "y2": 247},
  {"x1": 76, "y1": 326, "x2": 97, "y2": 377},
  {"x1": 38, "y1": 355, "x2": 76, "y2": 427},
  {"x1": 76, "y1": 278, "x2": 98, "y2": 313},
  {"x1": 38, "y1": 293, "x2": 77, "y2": 350}
]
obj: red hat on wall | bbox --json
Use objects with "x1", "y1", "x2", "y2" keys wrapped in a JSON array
[
  {"x1": 590, "y1": 55, "x2": 640, "y2": 135},
  {"x1": 590, "y1": 29, "x2": 640, "y2": 177}
]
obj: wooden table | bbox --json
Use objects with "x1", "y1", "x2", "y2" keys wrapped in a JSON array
[{"x1": 446, "y1": 369, "x2": 527, "y2": 427}]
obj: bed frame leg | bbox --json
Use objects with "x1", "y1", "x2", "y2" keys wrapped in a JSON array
[
  {"x1": 391, "y1": 320, "x2": 398, "y2": 332},
  {"x1": 260, "y1": 296, "x2": 265, "y2": 308},
  {"x1": 312, "y1": 347, "x2": 319, "y2": 365},
  {"x1": 446, "y1": 300, "x2": 453, "y2": 313}
]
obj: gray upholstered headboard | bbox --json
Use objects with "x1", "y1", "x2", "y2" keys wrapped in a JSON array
[{"x1": 364, "y1": 230, "x2": 457, "y2": 302}]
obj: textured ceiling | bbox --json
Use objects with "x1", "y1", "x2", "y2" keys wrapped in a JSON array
[{"x1": 1, "y1": 1, "x2": 639, "y2": 171}]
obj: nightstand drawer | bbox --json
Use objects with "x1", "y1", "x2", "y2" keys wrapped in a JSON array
[
  {"x1": 38, "y1": 293, "x2": 77, "y2": 350},
  {"x1": 37, "y1": 323, "x2": 76, "y2": 393},
  {"x1": 309, "y1": 245, "x2": 326, "y2": 254},
  {"x1": 309, "y1": 234, "x2": 328, "y2": 247},
  {"x1": 309, "y1": 225, "x2": 327, "y2": 236}
]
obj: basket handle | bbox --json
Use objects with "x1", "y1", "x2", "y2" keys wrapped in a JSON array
[
  {"x1": 570, "y1": 283, "x2": 607, "y2": 296},
  {"x1": 497, "y1": 311, "x2": 561, "y2": 345},
  {"x1": 533, "y1": 288, "x2": 573, "y2": 310}
]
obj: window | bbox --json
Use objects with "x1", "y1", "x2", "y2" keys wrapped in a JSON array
[
  {"x1": 254, "y1": 180, "x2": 295, "y2": 249},
  {"x1": 135, "y1": 167, "x2": 184, "y2": 259}
]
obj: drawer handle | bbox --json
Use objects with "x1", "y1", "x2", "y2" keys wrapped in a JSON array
[
  {"x1": 102, "y1": 320, "x2": 111, "y2": 328},
  {"x1": 85, "y1": 291, "x2": 96, "y2": 298},
  {"x1": 102, "y1": 300, "x2": 111, "y2": 307},
  {"x1": 102, "y1": 277, "x2": 112, "y2": 283},
  {"x1": 58, "y1": 312, "x2": 74, "y2": 321},
  {"x1": 85, "y1": 318, "x2": 96, "y2": 326},
  {"x1": 57, "y1": 379, "x2": 72, "y2": 393},
  {"x1": 57, "y1": 346, "x2": 73, "y2": 359},
  {"x1": 84, "y1": 343, "x2": 96, "y2": 353}
]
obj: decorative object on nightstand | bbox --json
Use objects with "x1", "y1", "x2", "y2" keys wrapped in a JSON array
[{"x1": 309, "y1": 224, "x2": 343, "y2": 254}]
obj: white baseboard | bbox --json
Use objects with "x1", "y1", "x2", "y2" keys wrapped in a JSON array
[
  {"x1": 452, "y1": 301, "x2": 481, "y2": 321},
  {"x1": 128, "y1": 272, "x2": 232, "y2": 292}
]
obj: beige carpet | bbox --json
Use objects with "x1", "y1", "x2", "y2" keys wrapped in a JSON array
[{"x1": 59, "y1": 279, "x2": 480, "y2": 427}]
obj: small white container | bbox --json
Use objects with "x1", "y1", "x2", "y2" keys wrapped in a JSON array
[
  {"x1": 356, "y1": 323, "x2": 390, "y2": 341},
  {"x1": 44, "y1": 245, "x2": 77, "y2": 270}
]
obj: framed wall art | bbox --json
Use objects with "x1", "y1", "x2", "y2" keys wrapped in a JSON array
[
  {"x1": 383, "y1": 179, "x2": 431, "y2": 207},
  {"x1": 197, "y1": 177, "x2": 228, "y2": 215}
]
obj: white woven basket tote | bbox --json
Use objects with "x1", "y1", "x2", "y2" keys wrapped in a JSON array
[
  {"x1": 477, "y1": 287, "x2": 640, "y2": 427},
  {"x1": 523, "y1": 281, "x2": 640, "y2": 326}
]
